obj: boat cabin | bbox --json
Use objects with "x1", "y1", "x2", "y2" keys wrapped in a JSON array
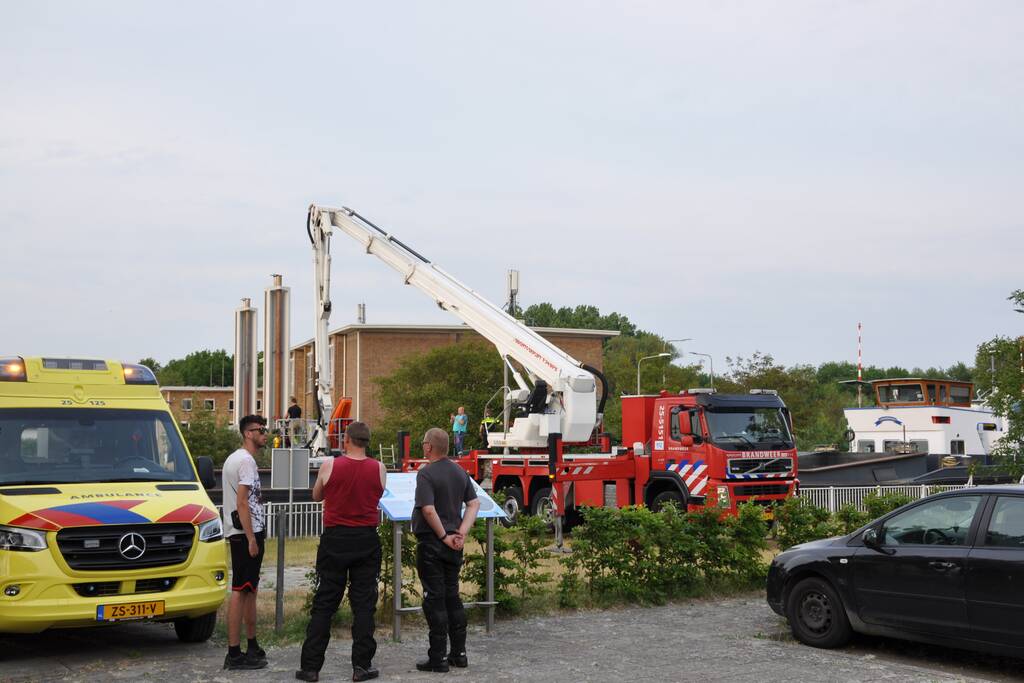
[{"x1": 873, "y1": 378, "x2": 973, "y2": 408}]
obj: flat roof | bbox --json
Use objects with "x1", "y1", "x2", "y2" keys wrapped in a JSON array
[
  {"x1": 160, "y1": 386, "x2": 259, "y2": 392},
  {"x1": 290, "y1": 324, "x2": 620, "y2": 352}
]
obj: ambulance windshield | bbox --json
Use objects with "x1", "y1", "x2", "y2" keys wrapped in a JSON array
[{"x1": 0, "y1": 408, "x2": 196, "y2": 484}]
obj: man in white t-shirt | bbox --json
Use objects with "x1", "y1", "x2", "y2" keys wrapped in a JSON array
[{"x1": 221, "y1": 414, "x2": 268, "y2": 671}]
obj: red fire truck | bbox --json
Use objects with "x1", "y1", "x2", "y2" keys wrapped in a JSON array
[
  {"x1": 305, "y1": 204, "x2": 797, "y2": 527},
  {"x1": 400, "y1": 388, "x2": 798, "y2": 523}
]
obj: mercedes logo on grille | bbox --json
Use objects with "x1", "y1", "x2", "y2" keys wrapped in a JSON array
[{"x1": 118, "y1": 532, "x2": 146, "y2": 561}]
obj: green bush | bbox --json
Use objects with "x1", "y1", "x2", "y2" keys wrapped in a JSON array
[
  {"x1": 862, "y1": 491, "x2": 913, "y2": 519},
  {"x1": 558, "y1": 503, "x2": 766, "y2": 607},
  {"x1": 833, "y1": 503, "x2": 869, "y2": 535},
  {"x1": 774, "y1": 496, "x2": 835, "y2": 550}
]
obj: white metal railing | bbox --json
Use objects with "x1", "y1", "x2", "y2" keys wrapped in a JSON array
[
  {"x1": 214, "y1": 484, "x2": 974, "y2": 538},
  {"x1": 216, "y1": 502, "x2": 326, "y2": 538},
  {"x1": 798, "y1": 484, "x2": 970, "y2": 513}
]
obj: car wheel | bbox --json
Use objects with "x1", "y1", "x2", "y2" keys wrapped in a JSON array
[
  {"x1": 174, "y1": 611, "x2": 217, "y2": 643},
  {"x1": 786, "y1": 577, "x2": 852, "y2": 649},
  {"x1": 499, "y1": 485, "x2": 524, "y2": 527}
]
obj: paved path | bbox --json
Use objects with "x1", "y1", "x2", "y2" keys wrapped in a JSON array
[{"x1": 1, "y1": 594, "x2": 1018, "y2": 682}]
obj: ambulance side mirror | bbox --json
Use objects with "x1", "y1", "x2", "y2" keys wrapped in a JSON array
[{"x1": 196, "y1": 456, "x2": 216, "y2": 490}]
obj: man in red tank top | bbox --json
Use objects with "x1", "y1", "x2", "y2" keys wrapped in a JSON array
[{"x1": 296, "y1": 422, "x2": 386, "y2": 683}]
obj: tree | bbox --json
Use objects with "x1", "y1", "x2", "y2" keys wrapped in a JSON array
[
  {"x1": 138, "y1": 357, "x2": 161, "y2": 373},
  {"x1": 179, "y1": 403, "x2": 243, "y2": 467},
  {"x1": 158, "y1": 350, "x2": 233, "y2": 387},
  {"x1": 520, "y1": 303, "x2": 638, "y2": 339},
  {"x1": 973, "y1": 291, "x2": 1024, "y2": 466},
  {"x1": 375, "y1": 343, "x2": 504, "y2": 454}
]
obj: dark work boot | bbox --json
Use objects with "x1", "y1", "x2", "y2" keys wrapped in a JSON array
[
  {"x1": 294, "y1": 670, "x2": 319, "y2": 682},
  {"x1": 416, "y1": 658, "x2": 450, "y2": 673},
  {"x1": 352, "y1": 665, "x2": 379, "y2": 681},
  {"x1": 447, "y1": 651, "x2": 468, "y2": 668}
]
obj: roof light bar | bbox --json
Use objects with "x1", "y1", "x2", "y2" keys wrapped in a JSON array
[
  {"x1": 123, "y1": 363, "x2": 158, "y2": 385},
  {"x1": 0, "y1": 357, "x2": 27, "y2": 382}
]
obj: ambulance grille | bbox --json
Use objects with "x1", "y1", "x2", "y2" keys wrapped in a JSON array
[{"x1": 56, "y1": 524, "x2": 194, "y2": 570}]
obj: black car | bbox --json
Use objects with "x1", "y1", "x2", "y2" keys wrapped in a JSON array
[{"x1": 767, "y1": 485, "x2": 1024, "y2": 658}]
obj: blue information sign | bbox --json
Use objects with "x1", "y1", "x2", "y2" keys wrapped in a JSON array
[{"x1": 379, "y1": 472, "x2": 506, "y2": 522}]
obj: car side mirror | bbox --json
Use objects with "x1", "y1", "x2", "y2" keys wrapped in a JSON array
[
  {"x1": 196, "y1": 456, "x2": 216, "y2": 490},
  {"x1": 680, "y1": 435, "x2": 694, "y2": 447},
  {"x1": 862, "y1": 526, "x2": 894, "y2": 554}
]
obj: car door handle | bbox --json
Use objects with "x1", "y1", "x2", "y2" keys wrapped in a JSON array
[{"x1": 929, "y1": 561, "x2": 956, "y2": 571}]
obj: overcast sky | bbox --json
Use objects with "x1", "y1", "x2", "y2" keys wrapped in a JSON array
[{"x1": 2, "y1": 2, "x2": 1021, "y2": 375}]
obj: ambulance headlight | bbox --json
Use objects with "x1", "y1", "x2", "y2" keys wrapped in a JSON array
[
  {"x1": 0, "y1": 525, "x2": 48, "y2": 551},
  {"x1": 198, "y1": 518, "x2": 223, "y2": 542}
]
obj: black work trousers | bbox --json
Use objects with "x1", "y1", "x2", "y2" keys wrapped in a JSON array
[
  {"x1": 416, "y1": 535, "x2": 467, "y2": 663},
  {"x1": 300, "y1": 526, "x2": 381, "y2": 672}
]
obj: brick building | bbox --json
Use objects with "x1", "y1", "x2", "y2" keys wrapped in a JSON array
[
  {"x1": 161, "y1": 386, "x2": 264, "y2": 429},
  {"x1": 289, "y1": 324, "x2": 615, "y2": 429}
]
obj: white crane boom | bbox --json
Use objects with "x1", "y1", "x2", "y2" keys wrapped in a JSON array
[
  {"x1": 308, "y1": 204, "x2": 603, "y2": 448},
  {"x1": 307, "y1": 210, "x2": 335, "y2": 457}
]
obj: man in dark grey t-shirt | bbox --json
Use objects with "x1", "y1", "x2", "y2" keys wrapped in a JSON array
[{"x1": 412, "y1": 427, "x2": 480, "y2": 673}]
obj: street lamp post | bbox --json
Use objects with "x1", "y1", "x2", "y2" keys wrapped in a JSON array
[
  {"x1": 637, "y1": 353, "x2": 671, "y2": 395},
  {"x1": 689, "y1": 352, "x2": 715, "y2": 391},
  {"x1": 663, "y1": 338, "x2": 693, "y2": 385}
]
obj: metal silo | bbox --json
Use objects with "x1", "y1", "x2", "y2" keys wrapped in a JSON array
[
  {"x1": 263, "y1": 274, "x2": 291, "y2": 427},
  {"x1": 234, "y1": 298, "x2": 259, "y2": 423}
]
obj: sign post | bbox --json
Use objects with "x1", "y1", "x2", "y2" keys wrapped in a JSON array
[{"x1": 270, "y1": 447, "x2": 310, "y2": 634}]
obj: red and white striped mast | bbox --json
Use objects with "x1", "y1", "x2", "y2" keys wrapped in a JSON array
[{"x1": 857, "y1": 322, "x2": 863, "y2": 408}]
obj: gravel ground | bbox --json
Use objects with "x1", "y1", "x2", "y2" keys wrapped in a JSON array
[{"x1": 1, "y1": 593, "x2": 1020, "y2": 682}]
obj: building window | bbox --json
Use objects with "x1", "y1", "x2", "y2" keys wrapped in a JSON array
[
  {"x1": 857, "y1": 440, "x2": 876, "y2": 453},
  {"x1": 182, "y1": 398, "x2": 193, "y2": 412},
  {"x1": 203, "y1": 399, "x2": 215, "y2": 411},
  {"x1": 180, "y1": 421, "x2": 190, "y2": 430},
  {"x1": 951, "y1": 440, "x2": 965, "y2": 455},
  {"x1": 883, "y1": 440, "x2": 927, "y2": 454},
  {"x1": 228, "y1": 399, "x2": 235, "y2": 412},
  {"x1": 256, "y1": 399, "x2": 262, "y2": 413}
]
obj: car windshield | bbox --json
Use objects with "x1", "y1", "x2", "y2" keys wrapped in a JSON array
[
  {"x1": 0, "y1": 408, "x2": 196, "y2": 484},
  {"x1": 705, "y1": 407, "x2": 793, "y2": 451}
]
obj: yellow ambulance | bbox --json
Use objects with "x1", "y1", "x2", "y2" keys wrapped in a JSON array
[{"x1": 0, "y1": 357, "x2": 227, "y2": 641}]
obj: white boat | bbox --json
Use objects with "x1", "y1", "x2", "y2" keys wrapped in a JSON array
[{"x1": 844, "y1": 378, "x2": 1008, "y2": 459}]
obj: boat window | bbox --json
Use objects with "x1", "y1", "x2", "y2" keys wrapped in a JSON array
[
  {"x1": 857, "y1": 440, "x2": 875, "y2": 453},
  {"x1": 927, "y1": 384, "x2": 936, "y2": 402},
  {"x1": 882, "y1": 440, "x2": 926, "y2": 454},
  {"x1": 950, "y1": 440, "x2": 965, "y2": 455},
  {"x1": 939, "y1": 385, "x2": 947, "y2": 402},
  {"x1": 950, "y1": 385, "x2": 972, "y2": 405},
  {"x1": 984, "y1": 497, "x2": 1024, "y2": 548},
  {"x1": 878, "y1": 384, "x2": 925, "y2": 403}
]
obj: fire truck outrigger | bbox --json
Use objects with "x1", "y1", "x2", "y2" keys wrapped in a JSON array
[{"x1": 305, "y1": 204, "x2": 798, "y2": 533}]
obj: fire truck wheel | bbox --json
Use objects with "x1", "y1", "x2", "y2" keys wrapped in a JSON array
[
  {"x1": 786, "y1": 577, "x2": 852, "y2": 649},
  {"x1": 499, "y1": 486, "x2": 524, "y2": 526},
  {"x1": 531, "y1": 487, "x2": 555, "y2": 525},
  {"x1": 650, "y1": 490, "x2": 685, "y2": 512}
]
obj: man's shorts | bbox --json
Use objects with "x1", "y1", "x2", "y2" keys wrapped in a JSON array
[{"x1": 228, "y1": 531, "x2": 266, "y2": 592}]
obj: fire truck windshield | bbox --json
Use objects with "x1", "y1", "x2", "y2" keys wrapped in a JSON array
[{"x1": 705, "y1": 407, "x2": 794, "y2": 451}]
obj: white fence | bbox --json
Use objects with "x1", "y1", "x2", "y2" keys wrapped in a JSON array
[
  {"x1": 217, "y1": 502, "x2": 326, "y2": 538},
  {"x1": 798, "y1": 484, "x2": 969, "y2": 513}
]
